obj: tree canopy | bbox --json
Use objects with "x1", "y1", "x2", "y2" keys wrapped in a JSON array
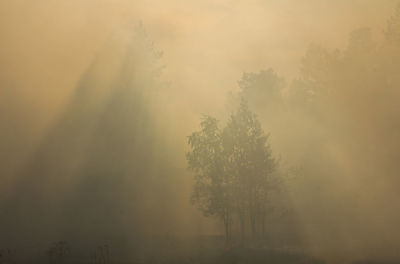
[{"x1": 187, "y1": 100, "x2": 277, "y2": 243}]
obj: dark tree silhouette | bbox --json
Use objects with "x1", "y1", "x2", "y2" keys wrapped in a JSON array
[
  {"x1": 187, "y1": 115, "x2": 234, "y2": 243},
  {"x1": 187, "y1": 100, "x2": 277, "y2": 243}
]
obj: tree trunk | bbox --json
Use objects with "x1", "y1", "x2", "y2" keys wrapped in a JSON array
[
  {"x1": 250, "y1": 211, "x2": 256, "y2": 239},
  {"x1": 223, "y1": 209, "x2": 231, "y2": 246},
  {"x1": 239, "y1": 212, "x2": 246, "y2": 244},
  {"x1": 261, "y1": 213, "x2": 266, "y2": 238}
]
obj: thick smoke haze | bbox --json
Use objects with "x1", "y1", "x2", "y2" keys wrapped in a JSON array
[{"x1": 1, "y1": 0, "x2": 400, "y2": 263}]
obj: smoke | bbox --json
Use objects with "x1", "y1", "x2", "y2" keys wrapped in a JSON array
[{"x1": 1, "y1": 0, "x2": 400, "y2": 262}]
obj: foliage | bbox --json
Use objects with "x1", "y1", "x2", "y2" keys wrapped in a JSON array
[{"x1": 187, "y1": 100, "x2": 277, "y2": 242}]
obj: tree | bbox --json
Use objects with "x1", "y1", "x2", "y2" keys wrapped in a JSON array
[
  {"x1": 223, "y1": 100, "x2": 277, "y2": 240},
  {"x1": 187, "y1": 116, "x2": 234, "y2": 243},
  {"x1": 385, "y1": 3, "x2": 400, "y2": 45},
  {"x1": 234, "y1": 69, "x2": 285, "y2": 116},
  {"x1": 187, "y1": 100, "x2": 277, "y2": 243}
]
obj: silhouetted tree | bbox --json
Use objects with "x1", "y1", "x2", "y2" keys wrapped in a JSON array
[
  {"x1": 223, "y1": 100, "x2": 277, "y2": 240},
  {"x1": 187, "y1": 100, "x2": 277, "y2": 243},
  {"x1": 187, "y1": 116, "x2": 234, "y2": 243}
]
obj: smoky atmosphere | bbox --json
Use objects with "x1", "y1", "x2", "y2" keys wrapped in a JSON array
[{"x1": 1, "y1": 0, "x2": 400, "y2": 263}]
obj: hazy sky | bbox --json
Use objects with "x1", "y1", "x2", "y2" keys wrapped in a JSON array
[{"x1": 0, "y1": 0, "x2": 397, "y2": 131}]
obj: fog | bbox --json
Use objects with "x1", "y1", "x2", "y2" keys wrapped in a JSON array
[{"x1": 1, "y1": 0, "x2": 400, "y2": 263}]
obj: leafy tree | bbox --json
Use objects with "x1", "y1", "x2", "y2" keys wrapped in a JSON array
[
  {"x1": 187, "y1": 100, "x2": 277, "y2": 243},
  {"x1": 187, "y1": 116, "x2": 234, "y2": 243},
  {"x1": 223, "y1": 100, "x2": 277, "y2": 239}
]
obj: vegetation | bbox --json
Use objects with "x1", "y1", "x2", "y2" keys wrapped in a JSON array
[
  {"x1": 187, "y1": 100, "x2": 278, "y2": 244},
  {"x1": 2, "y1": 2, "x2": 400, "y2": 264},
  {"x1": 46, "y1": 241, "x2": 71, "y2": 264}
]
